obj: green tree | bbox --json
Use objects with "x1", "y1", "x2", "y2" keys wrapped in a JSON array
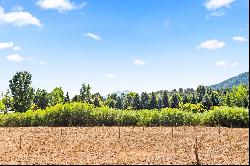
[
  {"x1": 202, "y1": 94, "x2": 212, "y2": 110},
  {"x1": 64, "y1": 92, "x2": 70, "y2": 103},
  {"x1": 190, "y1": 93, "x2": 197, "y2": 104},
  {"x1": 170, "y1": 93, "x2": 180, "y2": 108},
  {"x1": 157, "y1": 98, "x2": 163, "y2": 110},
  {"x1": 141, "y1": 92, "x2": 150, "y2": 109},
  {"x1": 93, "y1": 96, "x2": 101, "y2": 107},
  {"x1": 115, "y1": 96, "x2": 123, "y2": 109},
  {"x1": 48, "y1": 87, "x2": 64, "y2": 106},
  {"x1": 149, "y1": 92, "x2": 157, "y2": 109},
  {"x1": 196, "y1": 85, "x2": 206, "y2": 103},
  {"x1": 210, "y1": 91, "x2": 220, "y2": 106},
  {"x1": 106, "y1": 93, "x2": 118, "y2": 108},
  {"x1": 9, "y1": 71, "x2": 34, "y2": 112},
  {"x1": 1, "y1": 89, "x2": 14, "y2": 110},
  {"x1": 231, "y1": 84, "x2": 249, "y2": 108},
  {"x1": 72, "y1": 95, "x2": 81, "y2": 102},
  {"x1": 34, "y1": 89, "x2": 49, "y2": 109},
  {"x1": 225, "y1": 93, "x2": 231, "y2": 107},
  {"x1": 132, "y1": 93, "x2": 141, "y2": 110},
  {"x1": 80, "y1": 84, "x2": 92, "y2": 103},
  {"x1": 162, "y1": 91, "x2": 169, "y2": 108}
]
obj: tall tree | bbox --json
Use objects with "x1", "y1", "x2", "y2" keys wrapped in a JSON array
[
  {"x1": 80, "y1": 84, "x2": 92, "y2": 103},
  {"x1": 157, "y1": 98, "x2": 163, "y2": 110},
  {"x1": 202, "y1": 94, "x2": 212, "y2": 110},
  {"x1": 149, "y1": 92, "x2": 157, "y2": 109},
  {"x1": 162, "y1": 91, "x2": 169, "y2": 108},
  {"x1": 196, "y1": 85, "x2": 206, "y2": 103},
  {"x1": 141, "y1": 92, "x2": 149, "y2": 109},
  {"x1": 210, "y1": 92, "x2": 219, "y2": 106},
  {"x1": 9, "y1": 71, "x2": 34, "y2": 112},
  {"x1": 170, "y1": 93, "x2": 180, "y2": 108},
  {"x1": 132, "y1": 93, "x2": 141, "y2": 110},
  {"x1": 34, "y1": 89, "x2": 49, "y2": 109},
  {"x1": 116, "y1": 96, "x2": 123, "y2": 109}
]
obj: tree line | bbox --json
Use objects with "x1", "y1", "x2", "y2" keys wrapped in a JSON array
[{"x1": 0, "y1": 71, "x2": 249, "y2": 113}]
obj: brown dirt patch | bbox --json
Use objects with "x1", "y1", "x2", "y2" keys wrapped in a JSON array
[{"x1": 0, "y1": 126, "x2": 248, "y2": 165}]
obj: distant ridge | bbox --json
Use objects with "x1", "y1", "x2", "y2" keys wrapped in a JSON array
[{"x1": 210, "y1": 72, "x2": 249, "y2": 89}]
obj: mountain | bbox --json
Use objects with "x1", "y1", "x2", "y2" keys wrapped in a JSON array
[{"x1": 210, "y1": 72, "x2": 249, "y2": 89}]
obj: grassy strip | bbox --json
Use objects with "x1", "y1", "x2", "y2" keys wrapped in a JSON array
[{"x1": 0, "y1": 103, "x2": 248, "y2": 127}]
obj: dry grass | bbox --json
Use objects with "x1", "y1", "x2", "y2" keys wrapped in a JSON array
[{"x1": 0, "y1": 126, "x2": 248, "y2": 165}]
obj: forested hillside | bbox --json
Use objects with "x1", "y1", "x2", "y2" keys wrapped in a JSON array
[{"x1": 210, "y1": 72, "x2": 249, "y2": 89}]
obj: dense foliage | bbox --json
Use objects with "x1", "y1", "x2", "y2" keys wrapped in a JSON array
[
  {"x1": 9, "y1": 71, "x2": 34, "y2": 113},
  {"x1": 0, "y1": 102, "x2": 248, "y2": 128}
]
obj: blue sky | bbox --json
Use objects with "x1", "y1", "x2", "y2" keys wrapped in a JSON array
[{"x1": 0, "y1": 0, "x2": 249, "y2": 97}]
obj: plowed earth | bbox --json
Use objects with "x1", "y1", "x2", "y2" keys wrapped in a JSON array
[{"x1": 0, "y1": 126, "x2": 248, "y2": 165}]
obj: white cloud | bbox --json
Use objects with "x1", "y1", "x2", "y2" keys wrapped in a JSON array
[
  {"x1": 13, "y1": 46, "x2": 21, "y2": 51},
  {"x1": 133, "y1": 59, "x2": 146, "y2": 65},
  {"x1": 204, "y1": 0, "x2": 235, "y2": 10},
  {"x1": 233, "y1": 36, "x2": 247, "y2": 42},
  {"x1": 37, "y1": 0, "x2": 87, "y2": 12},
  {"x1": 0, "y1": 6, "x2": 42, "y2": 27},
  {"x1": 209, "y1": 9, "x2": 225, "y2": 17},
  {"x1": 0, "y1": 42, "x2": 13, "y2": 49},
  {"x1": 231, "y1": 62, "x2": 239, "y2": 67},
  {"x1": 215, "y1": 61, "x2": 228, "y2": 67},
  {"x1": 6, "y1": 54, "x2": 24, "y2": 62},
  {"x1": 197, "y1": 39, "x2": 225, "y2": 50},
  {"x1": 106, "y1": 73, "x2": 115, "y2": 78},
  {"x1": 39, "y1": 61, "x2": 46, "y2": 65},
  {"x1": 83, "y1": 33, "x2": 102, "y2": 42}
]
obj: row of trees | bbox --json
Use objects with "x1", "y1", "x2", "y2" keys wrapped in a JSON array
[{"x1": 0, "y1": 71, "x2": 249, "y2": 113}]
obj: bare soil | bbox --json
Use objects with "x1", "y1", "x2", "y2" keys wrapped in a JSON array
[{"x1": 0, "y1": 126, "x2": 248, "y2": 165}]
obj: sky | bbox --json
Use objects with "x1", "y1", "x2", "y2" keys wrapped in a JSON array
[{"x1": 0, "y1": 0, "x2": 249, "y2": 97}]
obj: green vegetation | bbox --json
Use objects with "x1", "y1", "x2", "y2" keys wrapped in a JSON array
[
  {"x1": 0, "y1": 71, "x2": 249, "y2": 128},
  {"x1": 210, "y1": 71, "x2": 249, "y2": 89},
  {"x1": 0, "y1": 102, "x2": 248, "y2": 127}
]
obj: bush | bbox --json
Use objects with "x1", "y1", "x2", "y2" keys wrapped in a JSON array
[{"x1": 0, "y1": 103, "x2": 248, "y2": 128}]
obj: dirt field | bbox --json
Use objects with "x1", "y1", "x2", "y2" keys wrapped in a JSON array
[{"x1": 0, "y1": 126, "x2": 248, "y2": 165}]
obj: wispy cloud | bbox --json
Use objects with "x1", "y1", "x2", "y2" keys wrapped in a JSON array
[
  {"x1": 215, "y1": 61, "x2": 228, "y2": 67},
  {"x1": 206, "y1": 9, "x2": 226, "y2": 19},
  {"x1": 13, "y1": 46, "x2": 21, "y2": 51},
  {"x1": 106, "y1": 73, "x2": 115, "y2": 78},
  {"x1": 0, "y1": 6, "x2": 42, "y2": 27},
  {"x1": 37, "y1": 0, "x2": 87, "y2": 13},
  {"x1": 197, "y1": 39, "x2": 225, "y2": 50},
  {"x1": 6, "y1": 54, "x2": 24, "y2": 62},
  {"x1": 133, "y1": 59, "x2": 146, "y2": 65},
  {"x1": 231, "y1": 62, "x2": 239, "y2": 67},
  {"x1": 233, "y1": 36, "x2": 248, "y2": 43},
  {"x1": 83, "y1": 33, "x2": 102, "y2": 42},
  {"x1": 0, "y1": 42, "x2": 13, "y2": 49},
  {"x1": 204, "y1": 0, "x2": 235, "y2": 10}
]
